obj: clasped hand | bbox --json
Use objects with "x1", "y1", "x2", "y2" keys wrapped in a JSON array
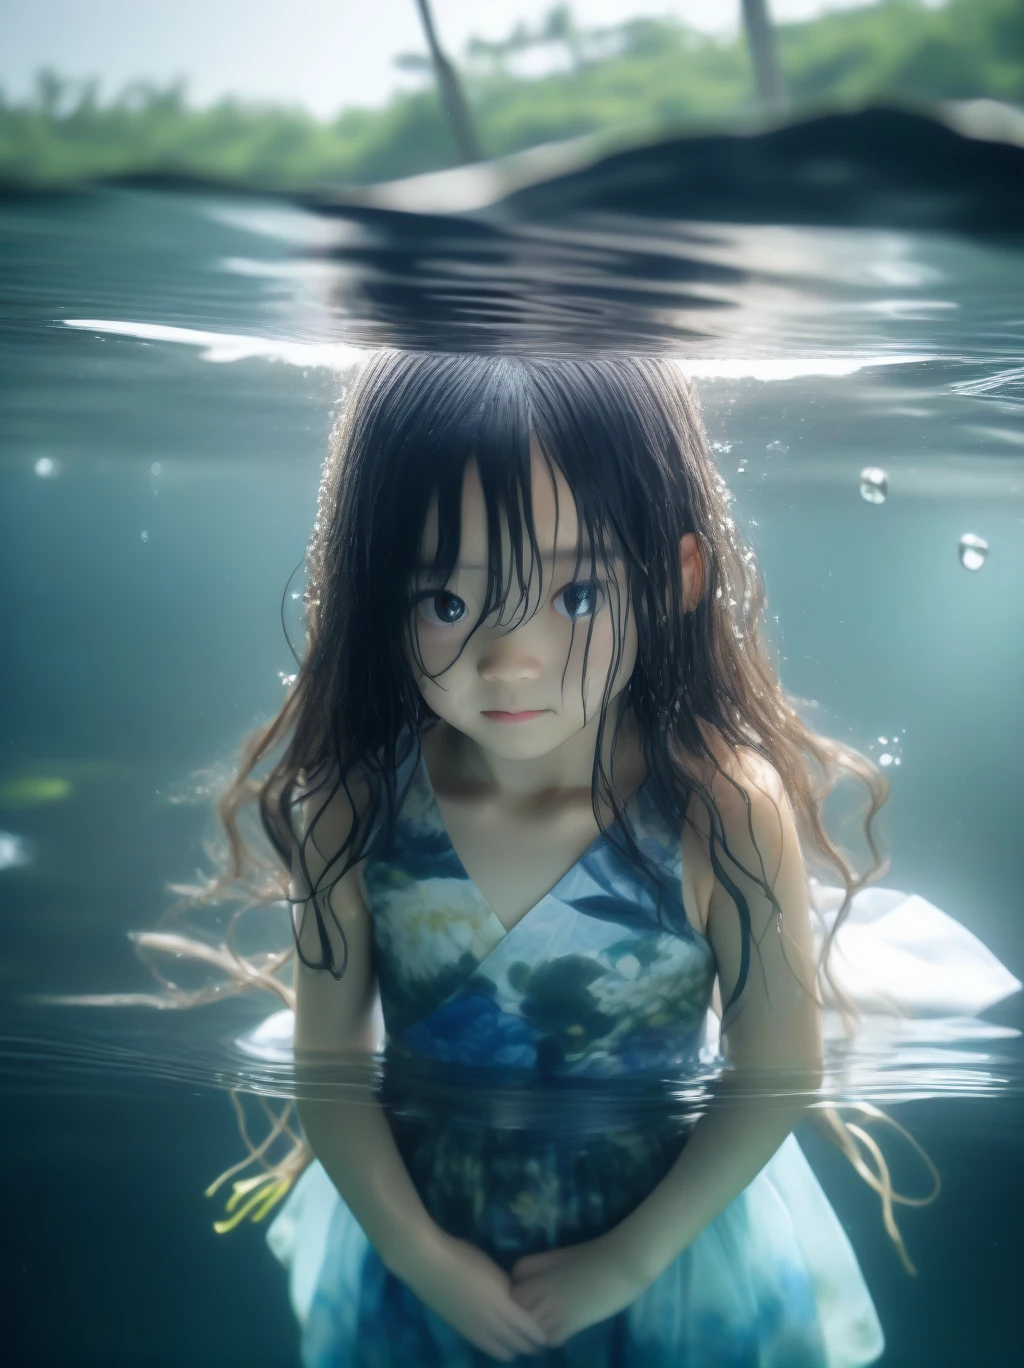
[
  {"x1": 511, "y1": 1233, "x2": 648, "y2": 1348},
  {"x1": 397, "y1": 1227, "x2": 648, "y2": 1359}
]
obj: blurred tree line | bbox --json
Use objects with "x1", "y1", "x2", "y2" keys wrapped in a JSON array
[{"x1": 1, "y1": 0, "x2": 1021, "y2": 188}]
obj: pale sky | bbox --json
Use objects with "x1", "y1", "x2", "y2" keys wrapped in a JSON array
[{"x1": 0, "y1": 0, "x2": 885, "y2": 117}]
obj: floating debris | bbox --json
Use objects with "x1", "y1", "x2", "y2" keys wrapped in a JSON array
[{"x1": 0, "y1": 776, "x2": 73, "y2": 807}]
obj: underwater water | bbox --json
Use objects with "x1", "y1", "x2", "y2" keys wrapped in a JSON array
[{"x1": 2, "y1": 111, "x2": 1024, "y2": 1365}]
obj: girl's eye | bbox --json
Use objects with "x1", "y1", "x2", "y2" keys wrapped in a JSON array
[
  {"x1": 417, "y1": 591, "x2": 469, "y2": 627},
  {"x1": 554, "y1": 581, "x2": 605, "y2": 621}
]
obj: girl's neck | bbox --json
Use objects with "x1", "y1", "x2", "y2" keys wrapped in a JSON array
[{"x1": 421, "y1": 697, "x2": 645, "y2": 807}]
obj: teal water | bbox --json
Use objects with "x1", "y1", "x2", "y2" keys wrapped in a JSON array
[{"x1": 1, "y1": 184, "x2": 1022, "y2": 1365}]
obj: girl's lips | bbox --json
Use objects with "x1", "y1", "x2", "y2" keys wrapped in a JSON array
[{"x1": 481, "y1": 710, "x2": 547, "y2": 724}]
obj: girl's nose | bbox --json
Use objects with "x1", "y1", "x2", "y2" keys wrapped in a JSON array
[{"x1": 477, "y1": 633, "x2": 543, "y2": 683}]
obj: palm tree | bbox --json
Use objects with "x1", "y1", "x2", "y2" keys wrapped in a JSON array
[
  {"x1": 413, "y1": 0, "x2": 482, "y2": 163},
  {"x1": 741, "y1": 0, "x2": 788, "y2": 110}
]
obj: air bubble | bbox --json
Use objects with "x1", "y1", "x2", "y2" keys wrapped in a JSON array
[
  {"x1": 140, "y1": 530, "x2": 148, "y2": 543},
  {"x1": 879, "y1": 753, "x2": 893, "y2": 767},
  {"x1": 860, "y1": 467, "x2": 888, "y2": 504},
  {"x1": 766, "y1": 440, "x2": 790, "y2": 454},
  {"x1": 958, "y1": 534, "x2": 989, "y2": 571},
  {"x1": 34, "y1": 457, "x2": 56, "y2": 478},
  {"x1": 0, "y1": 831, "x2": 30, "y2": 872},
  {"x1": 150, "y1": 462, "x2": 162, "y2": 476}
]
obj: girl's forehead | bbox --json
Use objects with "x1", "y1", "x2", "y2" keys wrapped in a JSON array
[{"x1": 417, "y1": 446, "x2": 614, "y2": 567}]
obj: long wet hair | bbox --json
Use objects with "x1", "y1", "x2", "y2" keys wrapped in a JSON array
[
  {"x1": 121, "y1": 353, "x2": 939, "y2": 1261},
  {"x1": 220, "y1": 352, "x2": 887, "y2": 999}
]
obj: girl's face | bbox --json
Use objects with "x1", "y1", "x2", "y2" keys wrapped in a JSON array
[{"x1": 407, "y1": 440, "x2": 638, "y2": 761}]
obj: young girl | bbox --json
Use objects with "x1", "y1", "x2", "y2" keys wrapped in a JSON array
[{"x1": 207, "y1": 350, "x2": 899, "y2": 1367}]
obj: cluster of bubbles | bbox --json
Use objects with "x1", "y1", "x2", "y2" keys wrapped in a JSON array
[
  {"x1": 868, "y1": 730, "x2": 905, "y2": 769},
  {"x1": 859, "y1": 467, "x2": 989, "y2": 571}
]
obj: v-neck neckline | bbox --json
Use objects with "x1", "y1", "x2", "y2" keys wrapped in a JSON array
[{"x1": 415, "y1": 727, "x2": 650, "y2": 943}]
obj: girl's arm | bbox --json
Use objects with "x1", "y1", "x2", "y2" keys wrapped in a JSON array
[
  {"x1": 291, "y1": 783, "x2": 425, "y2": 1266},
  {"x1": 512, "y1": 752, "x2": 824, "y2": 1344},
  {"x1": 292, "y1": 781, "x2": 547, "y2": 1362},
  {"x1": 610, "y1": 753, "x2": 824, "y2": 1275}
]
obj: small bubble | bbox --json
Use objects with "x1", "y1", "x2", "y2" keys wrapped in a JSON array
[
  {"x1": 878, "y1": 736, "x2": 888, "y2": 745},
  {"x1": 140, "y1": 530, "x2": 148, "y2": 543},
  {"x1": 150, "y1": 462, "x2": 162, "y2": 476},
  {"x1": 712, "y1": 441, "x2": 733, "y2": 455},
  {"x1": 34, "y1": 457, "x2": 56, "y2": 478},
  {"x1": 894, "y1": 757, "x2": 901, "y2": 766},
  {"x1": 879, "y1": 753, "x2": 893, "y2": 767},
  {"x1": 958, "y1": 533, "x2": 989, "y2": 571},
  {"x1": 766, "y1": 440, "x2": 790, "y2": 454},
  {"x1": 291, "y1": 592, "x2": 301, "y2": 600},
  {"x1": 859, "y1": 467, "x2": 888, "y2": 504}
]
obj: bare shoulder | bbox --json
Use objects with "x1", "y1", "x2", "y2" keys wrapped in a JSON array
[
  {"x1": 294, "y1": 761, "x2": 373, "y2": 878},
  {"x1": 682, "y1": 728, "x2": 789, "y2": 864},
  {"x1": 679, "y1": 728, "x2": 795, "y2": 940}
]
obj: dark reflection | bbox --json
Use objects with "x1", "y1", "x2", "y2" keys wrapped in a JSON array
[{"x1": 300, "y1": 107, "x2": 1024, "y2": 354}]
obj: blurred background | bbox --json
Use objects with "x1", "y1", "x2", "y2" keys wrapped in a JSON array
[{"x1": 1, "y1": 0, "x2": 1021, "y2": 189}]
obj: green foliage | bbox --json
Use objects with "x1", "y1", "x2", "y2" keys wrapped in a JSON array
[{"x1": 0, "y1": 0, "x2": 1021, "y2": 190}]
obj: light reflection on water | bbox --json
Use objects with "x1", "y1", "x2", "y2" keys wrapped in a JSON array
[{"x1": 5, "y1": 1007, "x2": 1021, "y2": 1111}]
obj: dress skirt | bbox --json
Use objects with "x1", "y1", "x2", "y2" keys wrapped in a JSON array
[{"x1": 267, "y1": 1115, "x2": 884, "y2": 1368}]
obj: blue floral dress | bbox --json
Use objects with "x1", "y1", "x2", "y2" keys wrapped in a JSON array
[{"x1": 267, "y1": 724, "x2": 884, "y2": 1367}]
